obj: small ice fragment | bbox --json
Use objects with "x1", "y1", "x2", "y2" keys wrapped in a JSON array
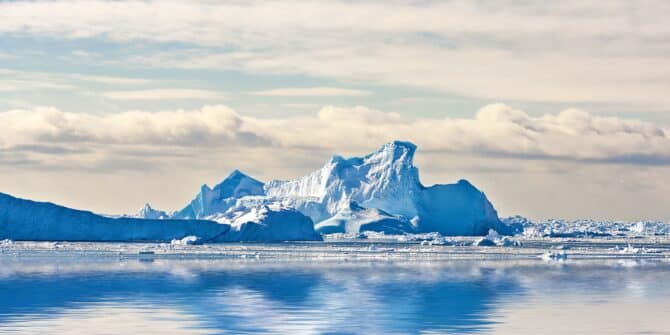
[
  {"x1": 498, "y1": 237, "x2": 521, "y2": 247},
  {"x1": 620, "y1": 244, "x2": 644, "y2": 254},
  {"x1": 170, "y1": 235, "x2": 200, "y2": 246},
  {"x1": 475, "y1": 237, "x2": 497, "y2": 247},
  {"x1": 541, "y1": 251, "x2": 568, "y2": 261}
]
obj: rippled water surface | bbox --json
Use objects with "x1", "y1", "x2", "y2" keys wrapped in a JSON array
[{"x1": 1, "y1": 251, "x2": 670, "y2": 334}]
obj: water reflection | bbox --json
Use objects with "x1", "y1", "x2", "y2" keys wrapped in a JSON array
[{"x1": 1, "y1": 258, "x2": 669, "y2": 334}]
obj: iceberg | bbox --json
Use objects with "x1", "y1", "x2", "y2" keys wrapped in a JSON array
[
  {"x1": 265, "y1": 141, "x2": 509, "y2": 235},
  {"x1": 0, "y1": 192, "x2": 321, "y2": 242},
  {"x1": 175, "y1": 141, "x2": 511, "y2": 236},
  {"x1": 0, "y1": 192, "x2": 229, "y2": 242}
]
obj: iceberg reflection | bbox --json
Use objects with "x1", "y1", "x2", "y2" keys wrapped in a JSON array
[{"x1": 1, "y1": 258, "x2": 669, "y2": 334}]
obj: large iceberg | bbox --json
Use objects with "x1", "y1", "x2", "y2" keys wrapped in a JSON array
[
  {"x1": 172, "y1": 141, "x2": 510, "y2": 236},
  {"x1": 0, "y1": 192, "x2": 321, "y2": 242},
  {"x1": 0, "y1": 192, "x2": 228, "y2": 242}
]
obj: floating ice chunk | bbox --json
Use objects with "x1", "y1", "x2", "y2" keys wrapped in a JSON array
[
  {"x1": 541, "y1": 251, "x2": 568, "y2": 261},
  {"x1": 498, "y1": 237, "x2": 522, "y2": 247},
  {"x1": 486, "y1": 229, "x2": 501, "y2": 240},
  {"x1": 171, "y1": 235, "x2": 200, "y2": 246},
  {"x1": 0, "y1": 239, "x2": 12, "y2": 247},
  {"x1": 619, "y1": 244, "x2": 645, "y2": 254},
  {"x1": 475, "y1": 237, "x2": 497, "y2": 247}
]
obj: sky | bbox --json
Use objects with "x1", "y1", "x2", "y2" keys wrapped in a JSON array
[{"x1": 0, "y1": 0, "x2": 669, "y2": 220}]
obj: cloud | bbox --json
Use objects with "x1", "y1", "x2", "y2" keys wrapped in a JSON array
[
  {"x1": 1, "y1": 1, "x2": 668, "y2": 107},
  {"x1": 100, "y1": 89, "x2": 227, "y2": 100},
  {"x1": 69, "y1": 74, "x2": 153, "y2": 85},
  {"x1": 251, "y1": 87, "x2": 371, "y2": 97},
  {"x1": 1, "y1": 104, "x2": 668, "y2": 170},
  {"x1": 0, "y1": 105, "x2": 266, "y2": 149},
  {"x1": 256, "y1": 104, "x2": 670, "y2": 165},
  {"x1": 0, "y1": 68, "x2": 155, "y2": 93}
]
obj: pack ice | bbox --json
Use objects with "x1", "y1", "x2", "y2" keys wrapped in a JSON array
[{"x1": 172, "y1": 141, "x2": 510, "y2": 236}]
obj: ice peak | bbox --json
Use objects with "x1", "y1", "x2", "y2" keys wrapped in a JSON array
[
  {"x1": 227, "y1": 169, "x2": 248, "y2": 179},
  {"x1": 367, "y1": 140, "x2": 417, "y2": 165},
  {"x1": 382, "y1": 140, "x2": 417, "y2": 152},
  {"x1": 137, "y1": 202, "x2": 168, "y2": 219},
  {"x1": 214, "y1": 169, "x2": 263, "y2": 190},
  {"x1": 173, "y1": 168, "x2": 265, "y2": 219}
]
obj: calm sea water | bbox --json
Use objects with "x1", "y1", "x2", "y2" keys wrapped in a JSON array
[{"x1": 1, "y1": 256, "x2": 669, "y2": 335}]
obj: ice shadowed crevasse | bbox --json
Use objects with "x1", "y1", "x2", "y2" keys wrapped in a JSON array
[{"x1": 172, "y1": 141, "x2": 510, "y2": 236}]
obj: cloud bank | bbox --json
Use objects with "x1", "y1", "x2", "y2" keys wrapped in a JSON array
[
  {"x1": 1, "y1": 104, "x2": 667, "y2": 169},
  {"x1": 1, "y1": 0, "x2": 668, "y2": 107}
]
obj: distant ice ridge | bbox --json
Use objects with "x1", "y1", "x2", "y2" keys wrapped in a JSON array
[
  {"x1": 0, "y1": 192, "x2": 321, "y2": 243},
  {"x1": 173, "y1": 169, "x2": 265, "y2": 220},
  {"x1": 168, "y1": 141, "x2": 511, "y2": 236},
  {"x1": 135, "y1": 203, "x2": 169, "y2": 219},
  {"x1": 503, "y1": 216, "x2": 670, "y2": 238}
]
